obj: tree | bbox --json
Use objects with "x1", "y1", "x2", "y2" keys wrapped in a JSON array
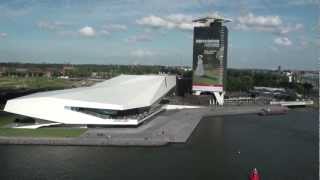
[{"x1": 302, "y1": 82, "x2": 313, "y2": 96}]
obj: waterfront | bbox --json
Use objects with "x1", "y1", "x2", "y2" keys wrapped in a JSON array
[{"x1": 0, "y1": 108, "x2": 317, "y2": 180}]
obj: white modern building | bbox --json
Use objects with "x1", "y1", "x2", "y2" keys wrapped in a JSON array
[{"x1": 4, "y1": 75, "x2": 176, "y2": 126}]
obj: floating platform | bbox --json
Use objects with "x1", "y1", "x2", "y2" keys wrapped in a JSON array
[{"x1": 270, "y1": 100, "x2": 314, "y2": 107}]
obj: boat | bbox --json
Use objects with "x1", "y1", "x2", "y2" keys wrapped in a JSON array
[
  {"x1": 258, "y1": 106, "x2": 289, "y2": 116},
  {"x1": 249, "y1": 168, "x2": 260, "y2": 180}
]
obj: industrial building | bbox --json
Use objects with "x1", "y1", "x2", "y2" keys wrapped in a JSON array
[{"x1": 4, "y1": 75, "x2": 176, "y2": 126}]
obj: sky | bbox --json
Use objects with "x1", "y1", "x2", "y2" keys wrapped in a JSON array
[{"x1": 0, "y1": 0, "x2": 319, "y2": 70}]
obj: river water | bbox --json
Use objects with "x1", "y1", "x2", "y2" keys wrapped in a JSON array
[{"x1": 0, "y1": 108, "x2": 318, "y2": 180}]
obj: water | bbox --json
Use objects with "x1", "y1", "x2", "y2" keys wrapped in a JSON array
[{"x1": 0, "y1": 108, "x2": 318, "y2": 180}]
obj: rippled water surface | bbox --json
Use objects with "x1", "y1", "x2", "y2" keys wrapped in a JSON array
[{"x1": 0, "y1": 108, "x2": 318, "y2": 180}]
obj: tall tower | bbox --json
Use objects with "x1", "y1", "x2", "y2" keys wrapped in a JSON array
[{"x1": 192, "y1": 16, "x2": 231, "y2": 105}]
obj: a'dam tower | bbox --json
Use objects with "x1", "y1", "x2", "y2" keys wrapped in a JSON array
[{"x1": 192, "y1": 16, "x2": 231, "y2": 105}]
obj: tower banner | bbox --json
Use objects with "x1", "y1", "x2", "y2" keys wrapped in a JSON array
[{"x1": 192, "y1": 24, "x2": 227, "y2": 92}]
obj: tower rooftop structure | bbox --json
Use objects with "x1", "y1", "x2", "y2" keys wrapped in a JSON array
[{"x1": 193, "y1": 16, "x2": 232, "y2": 26}]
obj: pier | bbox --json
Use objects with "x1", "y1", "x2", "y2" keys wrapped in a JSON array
[{"x1": 0, "y1": 105, "x2": 279, "y2": 146}]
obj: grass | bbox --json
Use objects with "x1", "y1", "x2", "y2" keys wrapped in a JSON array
[
  {"x1": 0, "y1": 77, "x2": 73, "y2": 90},
  {"x1": 0, "y1": 113, "x2": 86, "y2": 138},
  {"x1": 0, "y1": 114, "x2": 16, "y2": 127},
  {"x1": 0, "y1": 128, "x2": 86, "y2": 138}
]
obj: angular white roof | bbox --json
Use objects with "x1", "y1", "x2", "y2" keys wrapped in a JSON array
[{"x1": 4, "y1": 75, "x2": 176, "y2": 125}]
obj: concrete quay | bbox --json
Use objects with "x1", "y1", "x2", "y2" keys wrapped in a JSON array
[{"x1": 0, "y1": 105, "x2": 277, "y2": 146}]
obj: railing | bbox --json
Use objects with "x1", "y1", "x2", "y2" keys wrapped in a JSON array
[{"x1": 224, "y1": 97, "x2": 271, "y2": 105}]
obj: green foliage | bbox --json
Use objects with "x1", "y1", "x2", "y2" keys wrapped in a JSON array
[
  {"x1": 290, "y1": 82, "x2": 313, "y2": 95},
  {"x1": 65, "y1": 64, "x2": 165, "y2": 78},
  {"x1": 302, "y1": 83, "x2": 313, "y2": 94},
  {"x1": 226, "y1": 69, "x2": 256, "y2": 91},
  {"x1": 226, "y1": 69, "x2": 316, "y2": 96},
  {"x1": 0, "y1": 77, "x2": 72, "y2": 90},
  {"x1": 0, "y1": 114, "x2": 16, "y2": 127},
  {"x1": 226, "y1": 69, "x2": 288, "y2": 91}
]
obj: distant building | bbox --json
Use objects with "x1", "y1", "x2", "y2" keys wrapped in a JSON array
[
  {"x1": 0, "y1": 66, "x2": 6, "y2": 76},
  {"x1": 277, "y1": 65, "x2": 281, "y2": 72},
  {"x1": 44, "y1": 71, "x2": 53, "y2": 78},
  {"x1": 62, "y1": 65, "x2": 75, "y2": 75},
  {"x1": 91, "y1": 72, "x2": 98, "y2": 78},
  {"x1": 44, "y1": 67, "x2": 61, "y2": 78},
  {"x1": 15, "y1": 68, "x2": 28, "y2": 73},
  {"x1": 285, "y1": 71, "x2": 294, "y2": 83},
  {"x1": 29, "y1": 68, "x2": 44, "y2": 77}
]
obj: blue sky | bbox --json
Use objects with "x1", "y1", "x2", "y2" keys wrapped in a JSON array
[{"x1": 0, "y1": 0, "x2": 319, "y2": 70}]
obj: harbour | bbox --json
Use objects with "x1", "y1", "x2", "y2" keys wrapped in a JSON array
[
  {"x1": 0, "y1": 0, "x2": 318, "y2": 179},
  {"x1": 0, "y1": 107, "x2": 317, "y2": 180}
]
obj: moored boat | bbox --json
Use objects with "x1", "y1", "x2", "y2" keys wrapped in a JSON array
[{"x1": 258, "y1": 106, "x2": 289, "y2": 116}]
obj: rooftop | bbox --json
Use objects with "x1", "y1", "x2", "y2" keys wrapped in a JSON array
[{"x1": 7, "y1": 74, "x2": 176, "y2": 110}]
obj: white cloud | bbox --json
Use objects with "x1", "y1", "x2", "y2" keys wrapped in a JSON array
[
  {"x1": 237, "y1": 13, "x2": 282, "y2": 27},
  {"x1": 288, "y1": 0, "x2": 319, "y2": 5},
  {"x1": 57, "y1": 30, "x2": 76, "y2": 36},
  {"x1": 234, "y1": 13, "x2": 282, "y2": 32},
  {"x1": 274, "y1": 37, "x2": 292, "y2": 46},
  {"x1": 137, "y1": 14, "x2": 205, "y2": 31},
  {"x1": 0, "y1": 32, "x2": 7, "y2": 38},
  {"x1": 100, "y1": 30, "x2": 110, "y2": 36},
  {"x1": 125, "y1": 34, "x2": 152, "y2": 43},
  {"x1": 0, "y1": 5, "x2": 31, "y2": 17},
  {"x1": 130, "y1": 49, "x2": 154, "y2": 58},
  {"x1": 98, "y1": 24, "x2": 127, "y2": 36},
  {"x1": 195, "y1": 0, "x2": 218, "y2": 5},
  {"x1": 278, "y1": 23, "x2": 303, "y2": 34},
  {"x1": 137, "y1": 15, "x2": 175, "y2": 29},
  {"x1": 79, "y1": 26, "x2": 96, "y2": 37},
  {"x1": 37, "y1": 21, "x2": 67, "y2": 31},
  {"x1": 166, "y1": 14, "x2": 194, "y2": 24},
  {"x1": 234, "y1": 13, "x2": 303, "y2": 35},
  {"x1": 106, "y1": 24, "x2": 128, "y2": 31},
  {"x1": 137, "y1": 12, "x2": 236, "y2": 31}
]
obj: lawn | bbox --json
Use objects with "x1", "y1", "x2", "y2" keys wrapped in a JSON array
[
  {"x1": 0, "y1": 113, "x2": 17, "y2": 127},
  {"x1": 0, "y1": 77, "x2": 73, "y2": 90},
  {"x1": 0, "y1": 113, "x2": 86, "y2": 138},
  {"x1": 0, "y1": 128, "x2": 86, "y2": 138}
]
